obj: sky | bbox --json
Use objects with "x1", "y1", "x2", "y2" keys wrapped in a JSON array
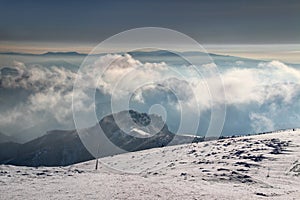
[
  {"x1": 1, "y1": 0, "x2": 300, "y2": 140},
  {"x1": 0, "y1": 0, "x2": 300, "y2": 61}
]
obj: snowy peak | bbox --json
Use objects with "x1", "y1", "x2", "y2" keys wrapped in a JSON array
[
  {"x1": 0, "y1": 110, "x2": 202, "y2": 167},
  {"x1": 97, "y1": 110, "x2": 199, "y2": 152},
  {"x1": 100, "y1": 110, "x2": 168, "y2": 138}
]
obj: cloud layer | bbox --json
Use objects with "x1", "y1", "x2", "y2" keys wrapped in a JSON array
[{"x1": 1, "y1": 54, "x2": 300, "y2": 141}]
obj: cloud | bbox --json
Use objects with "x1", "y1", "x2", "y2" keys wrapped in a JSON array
[
  {"x1": 235, "y1": 61, "x2": 245, "y2": 65},
  {"x1": 222, "y1": 61, "x2": 300, "y2": 105},
  {"x1": 249, "y1": 112, "x2": 275, "y2": 133},
  {"x1": 0, "y1": 61, "x2": 78, "y2": 138},
  {"x1": 0, "y1": 54, "x2": 174, "y2": 139},
  {"x1": 1, "y1": 54, "x2": 300, "y2": 140},
  {"x1": 258, "y1": 60, "x2": 300, "y2": 81}
]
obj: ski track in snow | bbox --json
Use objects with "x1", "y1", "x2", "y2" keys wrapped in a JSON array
[{"x1": 1, "y1": 130, "x2": 300, "y2": 199}]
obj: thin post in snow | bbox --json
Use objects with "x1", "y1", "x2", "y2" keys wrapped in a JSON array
[
  {"x1": 95, "y1": 158, "x2": 99, "y2": 170},
  {"x1": 95, "y1": 144, "x2": 100, "y2": 170}
]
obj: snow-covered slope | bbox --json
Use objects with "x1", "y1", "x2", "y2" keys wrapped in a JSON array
[{"x1": 1, "y1": 129, "x2": 300, "y2": 199}]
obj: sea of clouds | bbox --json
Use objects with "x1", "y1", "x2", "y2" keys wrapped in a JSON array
[{"x1": 0, "y1": 53, "x2": 300, "y2": 142}]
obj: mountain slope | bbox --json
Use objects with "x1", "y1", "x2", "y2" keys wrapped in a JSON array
[
  {"x1": 98, "y1": 110, "x2": 201, "y2": 152},
  {"x1": 0, "y1": 132, "x2": 17, "y2": 144},
  {"x1": 1, "y1": 129, "x2": 299, "y2": 199},
  {"x1": 5, "y1": 130, "x2": 94, "y2": 167},
  {"x1": 0, "y1": 110, "x2": 202, "y2": 167}
]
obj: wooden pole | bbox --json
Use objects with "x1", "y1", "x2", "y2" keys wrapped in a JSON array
[{"x1": 95, "y1": 144, "x2": 100, "y2": 170}]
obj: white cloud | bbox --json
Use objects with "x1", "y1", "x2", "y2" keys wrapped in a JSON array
[
  {"x1": 202, "y1": 63, "x2": 217, "y2": 68},
  {"x1": 235, "y1": 61, "x2": 245, "y2": 65},
  {"x1": 1, "y1": 55, "x2": 300, "y2": 139},
  {"x1": 258, "y1": 60, "x2": 300, "y2": 82},
  {"x1": 249, "y1": 112, "x2": 274, "y2": 133}
]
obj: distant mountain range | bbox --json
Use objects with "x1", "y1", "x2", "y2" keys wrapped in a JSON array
[
  {"x1": 0, "y1": 50, "x2": 240, "y2": 58},
  {"x1": 0, "y1": 50, "x2": 255, "y2": 60},
  {"x1": 0, "y1": 110, "x2": 203, "y2": 167},
  {"x1": 2, "y1": 50, "x2": 299, "y2": 68},
  {"x1": 0, "y1": 51, "x2": 88, "y2": 57}
]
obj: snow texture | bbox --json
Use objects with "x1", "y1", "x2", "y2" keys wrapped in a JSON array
[{"x1": 1, "y1": 129, "x2": 300, "y2": 199}]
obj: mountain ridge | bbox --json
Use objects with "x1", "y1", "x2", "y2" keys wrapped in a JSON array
[{"x1": 0, "y1": 110, "x2": 202, "y2": 167}]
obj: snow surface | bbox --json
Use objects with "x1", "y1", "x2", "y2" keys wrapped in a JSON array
[
  {"x1": 1, "y1": 129, "x2": 300, "y2": 199},
  {"x1": 130, "y1": 128, "x2": 152, "y2": 137}
]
